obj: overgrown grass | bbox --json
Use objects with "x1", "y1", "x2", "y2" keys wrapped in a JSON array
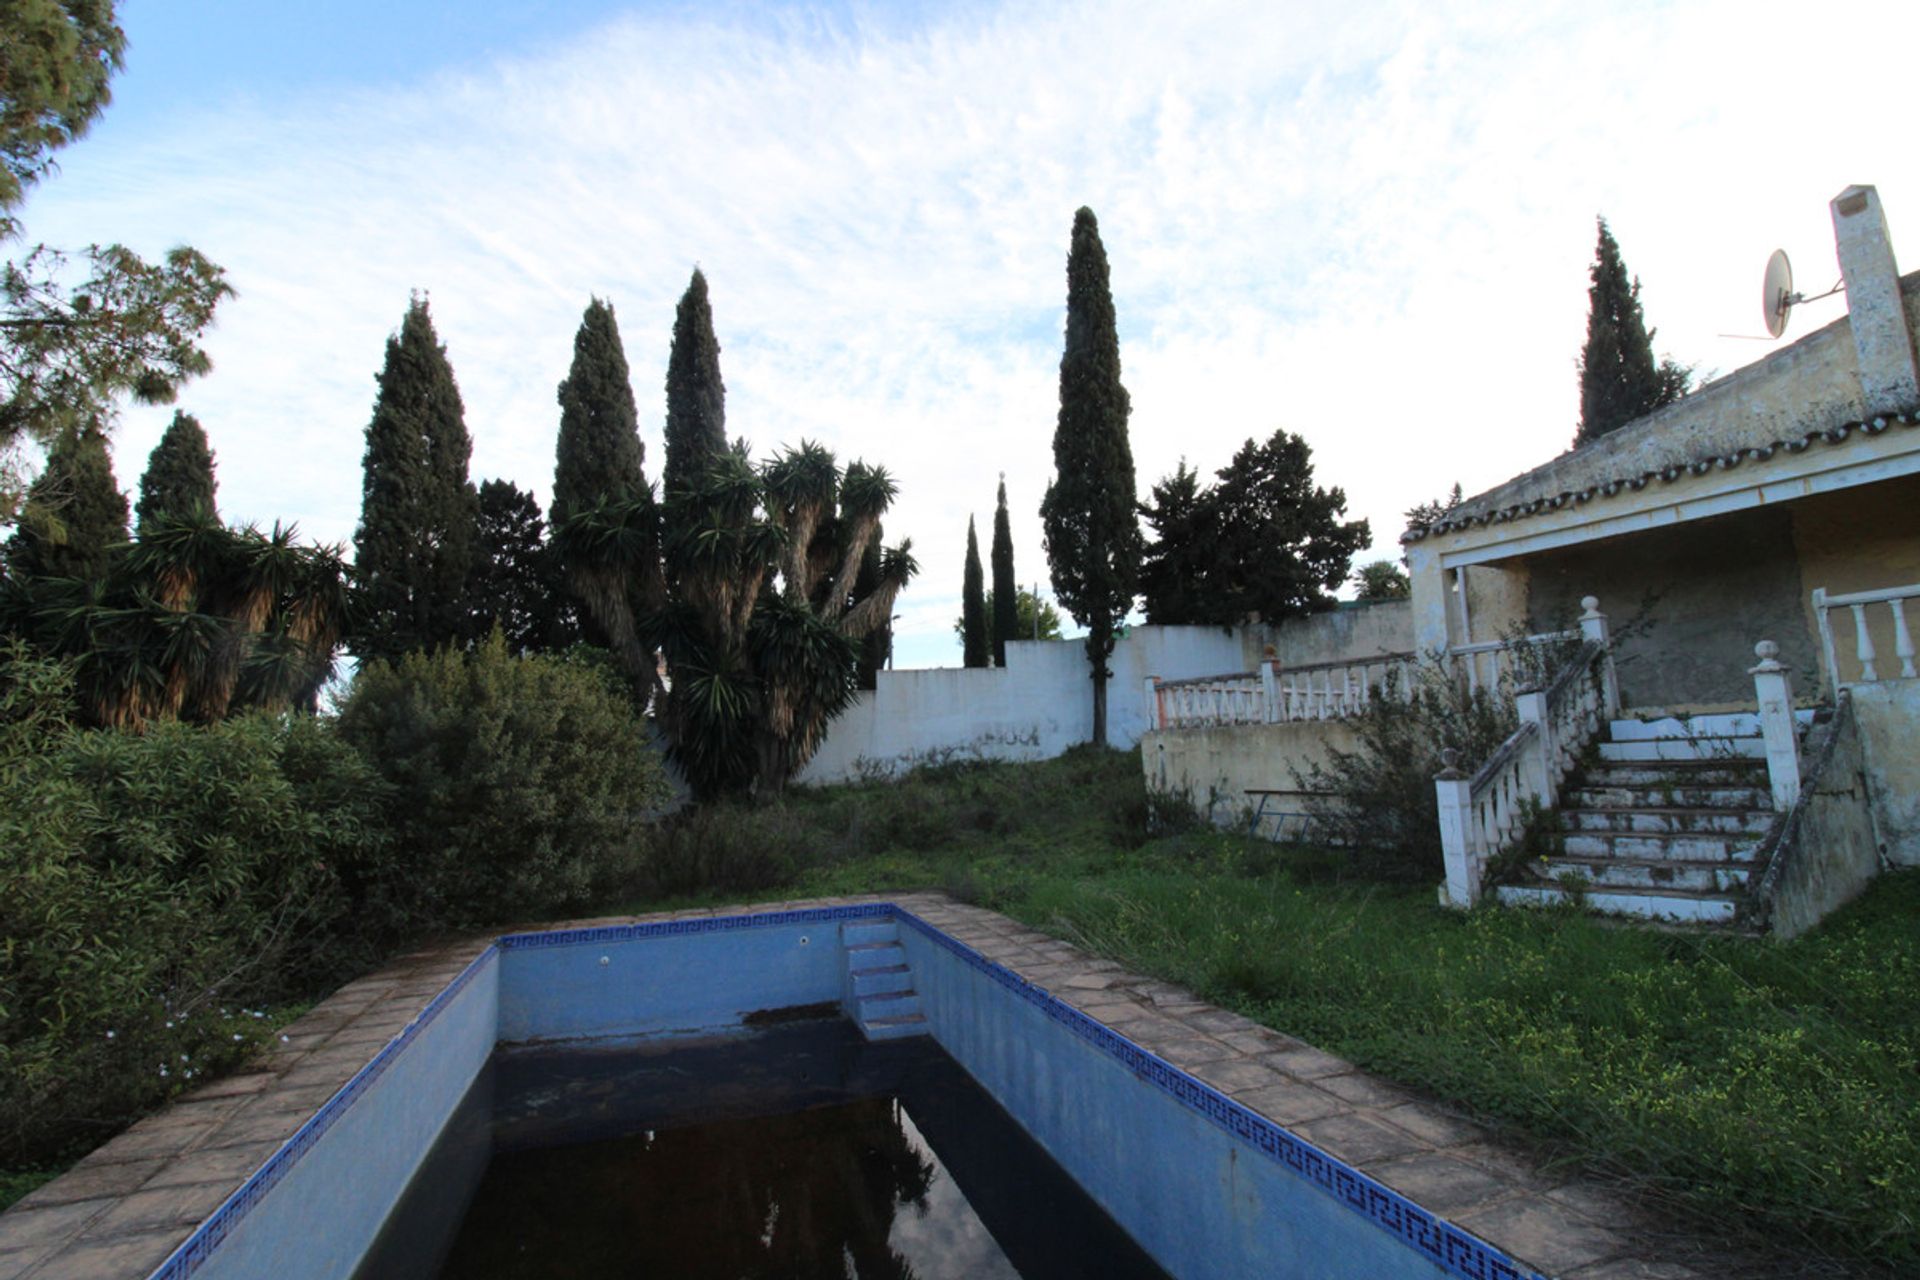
[{"x1": 616, "y1": 746, "x2": 1920, "y2": 1274}]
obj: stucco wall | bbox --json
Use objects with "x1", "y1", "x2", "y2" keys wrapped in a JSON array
[
  {"x1": 798, "y1": 625, "x2": 1248, "y2": 785},
  {"x1": 1245, "y1": 600, "x2": 1413, "y2": 668},
  {"x1": 1140, "y1": 720, "x2": 1362, "y2": 831},
  {"x1": 1757, "y1": 702, "x2": 1882, "y2": 941},
  {"x1": 1852, "y1": 678, "x2": 1920, "y2": 865},
  {"x1": 1525, "y1": 506, "x2": 1816, "y2": 708}
]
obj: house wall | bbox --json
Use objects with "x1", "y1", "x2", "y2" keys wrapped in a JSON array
[
  {"x1": 1756, "y1": 699, "x2": 1882, "y2": 941},
  {"x1": 1139, "y1": 720, "x2": 1362, "y2": 830},
  {"x1": 797, "y1": 625, "x2": 1248, "y2": 785},
  {"x1": 1524, "y1": 506, "x2": 1816, "y2": 708},
  {"x1": 1790, "y1": 473, "x2": 1920, "y2": 690}
]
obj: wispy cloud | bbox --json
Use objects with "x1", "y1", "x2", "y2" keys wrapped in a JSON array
[{"x1": 26, "y1": 0, "x2": 1918, "y2": 666}]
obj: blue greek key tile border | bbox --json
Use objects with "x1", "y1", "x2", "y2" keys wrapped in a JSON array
[
  {"x1": 145, "y1": 944, "x2": 500, "y2": 1280},
  {"x1": 892, "y1": 907, "x2": 1548, "y2": 1280},
  {"x1": 498, "y1": 902, "x2": 892, "y2": 951}
]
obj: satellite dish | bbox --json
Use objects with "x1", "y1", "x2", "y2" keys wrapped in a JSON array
[{"x1": 1763, "y1": 249, "x2": 1794, "y2": 338}]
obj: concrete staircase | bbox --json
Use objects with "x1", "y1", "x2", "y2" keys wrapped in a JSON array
[
  {"x1": 1496, "y1": 712, "x2": 1810, "y2": 925},
  {"x1": 840, "y1": 919, "x2": 929, "y2": 1041}
]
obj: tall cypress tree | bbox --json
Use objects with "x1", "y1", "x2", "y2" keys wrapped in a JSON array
[
  {"x1": 1041, "y1": 207, "x2": 1142, "y2": 747},
  {"x1": 990, "y1": 476, "x2": 1016, "y2": 666},
  {"x1": 1575, "y1": 218, "x2": 1689, "y2": 447},
  {"x1": 135, "y1": 410, "x2": 217, "y2": 534},
  {"x1": 961, "y1": 516, "x2": 988, "y2": 668},
  {"x1": 553, "y1": 297, "x2": 648, "y2": 526},
  {"x1": 351, "y1": 295, "x2": 477, "y2": 663},
  {"x1": 6, "y1": 425, "x2": 127, "y2": 581},
  {"x1": 663, "y1": 269, "x2": 727, "y2": 505}
]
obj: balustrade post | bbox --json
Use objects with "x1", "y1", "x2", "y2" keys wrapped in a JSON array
[
  {"x1": 1260, "y1": 661, "x2": 1278, "y2": 723},
  {"x1": 1578, "y1": 595, "x2": 1620, "y2": 717},
  {"x1": 1145, "y1": 677, "x2": 1162, "y2": 731},
  {"x1": 1513, "y1": 690, "x2": 1556, "y2": 810},
  {"x1": 1749, "y1": 641, "x2": 1801, "y2": 812},
  {"x1": 1849, "y1": 605, "x2": 1879, "y2": 682},
  {"x1": 1435, "y1": 748, "x2": 1480, "y2": 908}
]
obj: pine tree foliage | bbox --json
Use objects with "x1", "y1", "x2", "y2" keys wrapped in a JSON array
[
  {"x1": 351, "y1": 296, "x2": 477, "y2": 664},
  {"x1": 990, "y1": 476, "x2": 1015, "y2": 666},
  {"x1": 954, "y1": 587, "x2": 1061, "y2": 644},
  {"x1": 467, "y1": 479, "x2": 574, "y2": 653},
  {"x1": 961, "y1": 515, "x2": 988, "y2": 668},
  {"x1": 1575, "y1": 218, "x2": 1690, "y2": 447},
  {"x1": 135, "y1": 409, "x2": 216, "y2": 534},
  {"x1": 1040, "y1": 207, "x2": 1141, "y2": 747},
  {"x1": 0, "y1": 0, "x2": 125, "y2": 232},
  {"x1": 5, "y1": 423, "x2": 124, "y2": 580},
  {"x1": 1139, "y1": 432, "x2": 1368, "y2": 626}
]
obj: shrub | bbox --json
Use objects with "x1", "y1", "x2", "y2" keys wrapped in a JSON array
[
  {"x1": 0, "y1": 645, "x2": 387, "y2": 1165},
  {"x1": 334, "y1": 634, "x2": 669, "y2": 931}
]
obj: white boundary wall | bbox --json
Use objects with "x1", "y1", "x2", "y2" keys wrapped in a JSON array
[{"x1": 797, "y1": 625, "x2": 1247, "y2": 785}]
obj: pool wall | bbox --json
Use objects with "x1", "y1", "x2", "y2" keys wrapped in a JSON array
[
  {"x1": 171, "y1": 950, "x2": 500, "y2": 1280},
  {"x1": 140, "y1": 903, "x2": 1545, "y2": 1280}
]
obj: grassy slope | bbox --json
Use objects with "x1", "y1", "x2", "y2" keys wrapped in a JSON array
[{"x1": 633, "y1": 746, "x2": 1918, "y2": 1273}]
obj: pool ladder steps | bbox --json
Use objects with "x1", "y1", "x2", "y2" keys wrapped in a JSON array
[{"x1": 840, "y1": 919, "x2": 930, "y2": 1041}]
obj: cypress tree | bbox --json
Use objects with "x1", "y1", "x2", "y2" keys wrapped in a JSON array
[
  {"x1": 6, "y1": 425, "x2": 127, "y2": 581},
  {"x1": 1575, "y1": 218, "x2": 1689, "y2": 447},
  {"x1": 990, "y1": 476, "x2": 1016, "y2": 666},
  {"x1": 135, "y1": 410, "x2": 217, "y2": 534},
  {"x1": 663, "y1": 269, "x2": 727, "y2": 505},
  {"x1": 553, "y1": 297, "x2": 647, "y2": 527},
  {"x1": 1040, "y1": 207, "x2": 1142, "y2": 747},
  {"x1": 961, "y1": 516, "x2": 988, "y2": 668},
  {"x1": 351, "y1": 295, "x2": 477, "y2": 663}
]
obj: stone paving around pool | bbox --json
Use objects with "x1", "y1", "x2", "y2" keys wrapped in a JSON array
[{"x1": 0, "y1": 893, "x2": 1716, "y2": 1280}]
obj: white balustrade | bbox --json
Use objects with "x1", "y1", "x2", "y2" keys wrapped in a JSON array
[
  {"x1": 1813, "y1": 582, "x2": 1918, "y2": 687},
  {"x1": 1148, "y1": 653, "x2": 1416, "y2": 731}
]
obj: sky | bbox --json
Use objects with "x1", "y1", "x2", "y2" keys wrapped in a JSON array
[{"x1": 16, "y1": 0, "x2": 1920, "y2": 668}]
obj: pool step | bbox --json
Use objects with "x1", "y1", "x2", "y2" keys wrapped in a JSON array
[{"x1": 840, "y1": 919, "x2": 929, "y2": 1041}]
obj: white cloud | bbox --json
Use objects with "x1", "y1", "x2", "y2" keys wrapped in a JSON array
[{"x1": 22, "y1": 0, "x2": 1920, "y2": 668}]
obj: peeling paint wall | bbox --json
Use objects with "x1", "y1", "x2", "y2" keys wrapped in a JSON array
[
  {"x1": 1245, "y1": 600, "x2": 1413, "y2": 668},
  {"x1": 1140, "y1": 720, "x2": 1362, "y2": 831},
  {"x1": 1851, "y1": 679, "x2": 1920, "y2": 865},
  {"x1": 1791, "y1": 473, "x2": 1920, "y2": 694}
]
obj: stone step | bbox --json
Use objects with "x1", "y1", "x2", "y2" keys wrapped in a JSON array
[
  {"x1": 1595, "y1": 737, "x2": 1766, "y2": 763},
  {"x1": 1607, "y1": 709, "x2": 1814, "y2": 741},
  {"x1": 1496, "y1": 883, "x2": 1740, "y2": 925},
  {"x1": 858, "y1": 990, "x2": 924, "y2": 1022},
  {"x1": 1524, "y1": 856, "x2": 1752, "y2": 894},
  {"x1": 1560, "y1": 807, "x2": 1774, "y2": 836},
  {"x1": 1576, "y1": 759, "x2": 1768, "y2": 788},
  {"x1": 849, "y1": 962, "x2": 912, "y2": 998},
  {"x1": 1565, "y1": 784, "x2": 1773, "y2": 811},
  {"x1": 1560, "y1": 831, "x2": 1762, "y2": 862}
]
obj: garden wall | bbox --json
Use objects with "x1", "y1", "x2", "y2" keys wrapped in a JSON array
[{"x1": 798, "y1": 625, "x2": 1247, "y2": 784}]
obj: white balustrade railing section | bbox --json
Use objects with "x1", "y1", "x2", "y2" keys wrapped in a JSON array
[
  {"x1": 1447, "y1": 629, "x2": 1580, "y2": 696},
  {"x1": 1813, "y1": 582, "x2": 1920, "y2": 687},
  {"x1": 1436, "y1": 598, "x2": 1620, "y2": 908},
  {"x1": 1148, "y1": 653, "x2": 1417, "y2": 731}
]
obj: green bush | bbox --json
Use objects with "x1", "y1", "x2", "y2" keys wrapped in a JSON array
[
  {"x1": 335, "y1": 635, "x2": 669, "y2": 931},
  {"x1": 0, "y1": 644, "x2": 387, "y2": 1166}
]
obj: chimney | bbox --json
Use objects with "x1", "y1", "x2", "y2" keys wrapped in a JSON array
[{"x1": 1831, "y1": 184, "x2": 1920, "y2": 414}]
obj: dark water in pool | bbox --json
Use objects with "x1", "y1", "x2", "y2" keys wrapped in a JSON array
[{"x1": 354, "y1": 1017, "x2": 1170, "y2": 1280}]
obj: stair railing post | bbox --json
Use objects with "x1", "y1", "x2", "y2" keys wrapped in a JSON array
[
  {"x1": 1513, "y1": 689, "x2": 1557, "y2": 810},
  {"x1": 1435, "y1": 748, "x2": 1480, "y2": 908},
  {"x1": 1749, "y1": 641, "x2": 1801, "y2": 811},
  {"x1": 1578, "y1": 595, "x2": 1620, "y2": 717}
]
